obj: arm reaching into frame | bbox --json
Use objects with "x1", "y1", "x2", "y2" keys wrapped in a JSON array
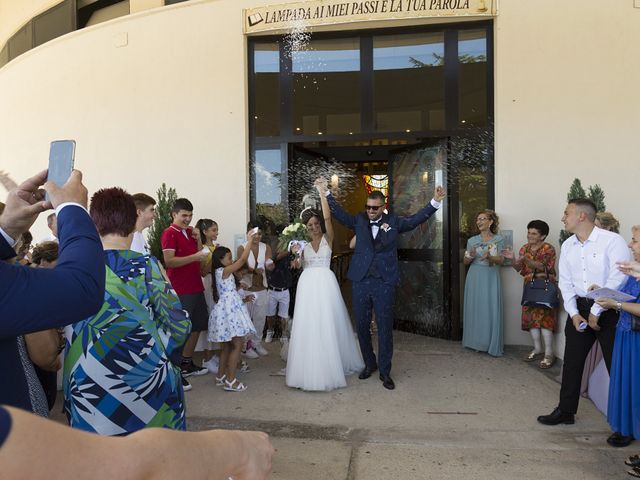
[
  {"x1": 0, "y1": 405, "x2": 274, "y2": 480},
  {"x1": 0, "y1": 170, "x2": 104, "y2": 337}
]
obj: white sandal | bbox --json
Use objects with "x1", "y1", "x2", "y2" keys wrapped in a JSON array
[
  {"x1": 224, "y1": 378, "x2": 247, "y2": 392},
  {"x1": 215, "y1": 374, "x2": 226, "y2": 386}
]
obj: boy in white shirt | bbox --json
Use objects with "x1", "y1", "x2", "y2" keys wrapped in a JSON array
[{"x1": 130, "y1": 193, "x2": 156, "y2": 255}]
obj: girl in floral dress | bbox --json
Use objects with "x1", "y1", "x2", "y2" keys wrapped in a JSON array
[{"x1": 208, "y1": 231, "x2": 257, "y2": 392}]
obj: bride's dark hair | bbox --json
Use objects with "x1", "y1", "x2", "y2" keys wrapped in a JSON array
[
  {"x1": 300, "y1": 207, "x2": 326, "y2": 233},
  {"x1": 300, "y1": 207, "x2": 321, "y2": 225}
]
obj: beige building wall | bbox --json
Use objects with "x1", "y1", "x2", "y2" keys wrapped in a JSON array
[
  {"x1": 0, "y1": 0, "x2": 264, "y2": 252},
  {"x1": 0, "y1": 0, "x2": 62, "y2": 46},
  {"x1": 495, "y1": 1, "x2": 640, "y2": 350},
  {"x1": 0, "y1": 0, "x2": 638, "y2": 349}
]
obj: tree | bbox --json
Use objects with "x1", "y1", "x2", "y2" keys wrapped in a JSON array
[
  {"x1": 559, "y1": 179, "x2": 607, "y2": 244},
  {"x1": 148, "y1": 183, "x2": 178, "y2": 265},
  {"x1": 566, "y1": 178, "x2": 586, "y2": 202},
  {"x1": 588, "y1": 184, "x2": 606, "y2": 213}
]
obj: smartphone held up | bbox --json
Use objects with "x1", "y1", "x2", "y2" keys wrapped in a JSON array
[{"x1": 45, "y1": 140, "x2": 75, "y2": 201}]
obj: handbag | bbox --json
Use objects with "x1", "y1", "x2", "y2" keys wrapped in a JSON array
[{"x1": 521, "y1": 267, "x2": 559, "y2": 309}]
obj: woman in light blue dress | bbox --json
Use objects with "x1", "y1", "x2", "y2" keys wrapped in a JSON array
[{"x1": 462, "y1": 210, "x2": 504, "y2": 357}]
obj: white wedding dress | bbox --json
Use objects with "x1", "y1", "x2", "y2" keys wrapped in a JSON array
[{"x1": 286, "y1": 235, "x2": 364, "y2": 391}]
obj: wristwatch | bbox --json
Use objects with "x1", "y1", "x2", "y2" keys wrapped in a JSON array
[{"x1": 615, "y1": 301, "x2": 622, "y2": 312}]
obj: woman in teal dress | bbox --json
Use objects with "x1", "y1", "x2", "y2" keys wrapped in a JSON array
[{"x1": 462, "y1": 210, "x2": 504, "y2": 357}]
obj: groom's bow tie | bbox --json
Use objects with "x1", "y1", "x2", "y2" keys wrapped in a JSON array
[{"x1": 370, "y1": 219, "x2": 380, "y2": 224}]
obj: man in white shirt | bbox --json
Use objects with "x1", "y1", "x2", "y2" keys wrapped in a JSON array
[
  {"x1": 130, "y1": 193, "x2": 156, "y2": 255},
  {"x1": 538, "y1": 199, "x2": 631, "y2": 441}
]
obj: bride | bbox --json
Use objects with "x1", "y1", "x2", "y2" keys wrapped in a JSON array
[{"x1": 286, "y1": 179, "x2": 364, "y2": 391}]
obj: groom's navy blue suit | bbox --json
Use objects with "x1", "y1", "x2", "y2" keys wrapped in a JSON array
[{"x1": 327, "y1": 193, "x2": 439, "y2": 377}]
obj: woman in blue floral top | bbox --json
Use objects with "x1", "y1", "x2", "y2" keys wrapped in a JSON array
[{"x1": 63, "y1": 188, "x2": 191, "y2": 435}]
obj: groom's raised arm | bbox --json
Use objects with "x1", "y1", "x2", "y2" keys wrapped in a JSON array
[
  {"x1": 397, "y1": 186, "x2": 445, "y2": 233},
  {"x1": 326, "y1": 192, "x2": 356, "y2": 230},
  {"x1": 397, "y1": 199, "x2": 441, "y2": 233}
]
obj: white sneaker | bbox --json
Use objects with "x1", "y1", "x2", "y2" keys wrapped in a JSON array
[
  {"x1": 254, "y1": 343, "x2": 268, "y2": 356},
  {"x1": 203, "y1": 357, "x2": 219, "y2": 373},
  {"x1": 242, "y1": 348, "x2": 259, "y2": 359},
  {"x1": 265, "y1": 330, "x2": 274, "y2": 343}
]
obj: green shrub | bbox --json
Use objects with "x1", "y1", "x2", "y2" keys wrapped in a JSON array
[
  {"x1": 559, "y1": 178, "x2": 606, "y2": 244},
  {"x1": 148, "y1": 183, "x2": 178, "y2": 265}
]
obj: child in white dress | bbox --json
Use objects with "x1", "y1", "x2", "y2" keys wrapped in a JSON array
[{"x1": 208, "y1": 232, "x2": 257, "y2": 392}]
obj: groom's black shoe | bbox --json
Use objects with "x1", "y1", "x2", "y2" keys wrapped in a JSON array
[
  {"x1": 358, "y1": 366, "x2": 377, "y2": 380},
  {"x1": 379, "y1": 374, "x2": 395, "y2": 390}
]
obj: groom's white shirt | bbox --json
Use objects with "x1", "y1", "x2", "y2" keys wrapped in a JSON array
[{"x1": 370, "y1": 219, "x2": 381, "y2": 239}]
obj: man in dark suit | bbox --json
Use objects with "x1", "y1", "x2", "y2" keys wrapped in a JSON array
[
  {"x1": 326, "y1": 183, "x2": 445, "y2": 390},
  {"x1": 0, "y1": 169, "x2": 104, "y2": 413}
]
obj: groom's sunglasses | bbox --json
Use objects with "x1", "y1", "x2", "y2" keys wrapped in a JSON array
[{"x1": 365, "y1": 204, "x2": 383, "y2": 211}]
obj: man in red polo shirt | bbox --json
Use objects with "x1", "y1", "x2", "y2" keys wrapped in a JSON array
[{"x1": 162, "y1": 198, "x2": 209, "y2": 391}]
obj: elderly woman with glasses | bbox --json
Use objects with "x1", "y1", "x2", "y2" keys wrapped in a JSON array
[
  {"x1": 63, "y1": 187, "x2": 191, "y2": 435},
  {"x1": 503, "y1": 220, "x2": 558, "y2": 368},
  {"x1": 462, "y1": 210, "x2": 504, "y2": 357}
]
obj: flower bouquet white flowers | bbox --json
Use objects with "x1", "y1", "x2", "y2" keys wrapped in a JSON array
[{"x1": 278, "y1": 222, "x2": 310, "y2": 253}]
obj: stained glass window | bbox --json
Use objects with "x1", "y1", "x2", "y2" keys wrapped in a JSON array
[{"x1": 362, "y1": 174, "x2": 389, "y2": 209}]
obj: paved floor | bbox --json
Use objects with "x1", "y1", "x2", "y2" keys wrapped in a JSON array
[
  {"x1": 179, "y1": 332, "x2": 632, "y2": 480},
  {"x1": 52, "y1": 332, "x2": 631, "y2": 478}
]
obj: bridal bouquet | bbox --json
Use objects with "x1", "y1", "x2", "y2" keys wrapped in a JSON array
[{"x1": 278, "y1": 222, "x2": 310, "y2": 253}]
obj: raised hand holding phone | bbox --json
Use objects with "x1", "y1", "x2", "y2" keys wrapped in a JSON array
[
  {"x1": 44, "y1": 170, "x2": 88, "y2": 210},
  {"x1": 45, "y1": 140, "x2": 75, "y2": 202}
]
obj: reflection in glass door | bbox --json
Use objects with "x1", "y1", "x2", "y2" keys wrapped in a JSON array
[{"x1": 388, "y1": 141, "x2": 448, "y2": 338}]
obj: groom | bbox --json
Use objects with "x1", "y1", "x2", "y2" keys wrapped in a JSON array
[{"x1": 325, "y1": 181, "x2": 446, "y2": 390}]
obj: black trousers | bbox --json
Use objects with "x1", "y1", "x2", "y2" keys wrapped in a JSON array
[{"x1": 559, "y1": 297, "x2": 618, "y2": 414}]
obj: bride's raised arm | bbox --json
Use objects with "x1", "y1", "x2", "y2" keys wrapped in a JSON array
[{"x1": 314, "y1": 177, "x2": 334, "y2": 245}]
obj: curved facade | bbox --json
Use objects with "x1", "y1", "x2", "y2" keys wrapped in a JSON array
[{"x1": 1, "y1": 0, "x2": 639, "y2": 348}]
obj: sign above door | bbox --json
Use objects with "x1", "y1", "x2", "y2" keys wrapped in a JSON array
[{"x1": 244, "y1": 0, "x2": 496, "y2": 35}]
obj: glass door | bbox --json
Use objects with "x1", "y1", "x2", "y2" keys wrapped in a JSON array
[
  {"x1": 287, "y1": 145, "x2": 329, "y2": 221},
  {"x1": 388, "y1": 141, "x2": 449, "y2": 338}
]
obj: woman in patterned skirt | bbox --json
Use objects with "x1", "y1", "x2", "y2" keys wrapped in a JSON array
[
  {"x1": 63, "y1": 188, "x2": 191, "y2": 435},
  {"x1": 504, "y1": 220, "x2": 557, "y2": 368}
]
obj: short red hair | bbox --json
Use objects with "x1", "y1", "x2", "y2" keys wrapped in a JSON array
[{"x1": 90, "y1": 187, "x2": 137, "y2": 237}]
